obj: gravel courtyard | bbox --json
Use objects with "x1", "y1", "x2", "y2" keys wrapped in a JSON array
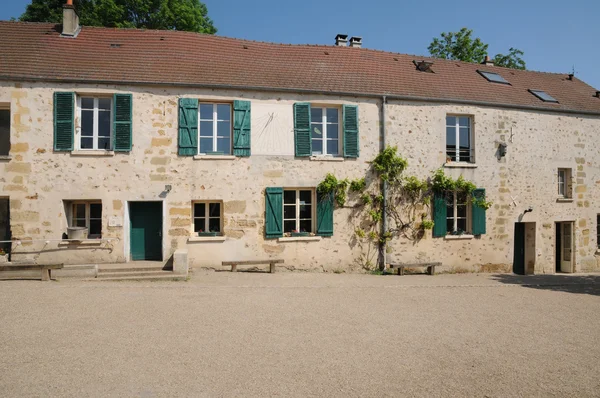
[{"x1": 1, "y1": 272, "x2": 599, "y2": 397}]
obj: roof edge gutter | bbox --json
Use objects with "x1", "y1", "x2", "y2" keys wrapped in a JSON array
[{"x1": 1, "y1": 75, "x2": 599, "y2": 117}]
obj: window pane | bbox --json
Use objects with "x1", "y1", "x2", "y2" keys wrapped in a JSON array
[
  {"x1": 209, "y1": 218, "x2": 220, "y2": 232},
  {"x1": 98, "y1": 98, "x2": 111, "y2": 111},
  {"x1": 209, "y1": 203, "x2": 220, "y2": 217},
  {"x1": 458, "y1": 117, "x2": 470, "y2": 127},
  {"x1": 74, "y1": 204, "x2": 86, "y2": 219},
  {"x1": 98, "y1": 137, "x2": 111, "y2": 150},
  {"x1": 457, "y1": 205, "x2": 467, "y2": 218},
  {"x1": 200, "y1": 104, "x2": 213, "y2": 120},
  {"x1": 199, "y1": 121, "x2": 214, "y2": 136},
  {"x1": 312, "y1": 139, "x2": 323, "y2": 155},
  {"x1": 217, "y1": 104, "x2": 230, "y2": 121},
  {"x1": 457, "y1": 192, "x2": 468, "y2": 205},
  {"x1": 299, "y1": 190, "x2": 312, "y2": 204},
  {"x1": 194, "y1": 218, "x2": 206, "y2": 233},
  {"x1": 457, "y1": 218, "x2": 467, "y2": 233},
  {"x1": 299, "y1": 219, "x2": 312, "y2": 233},
  {"x1": 89, "y1": 220, "x2": 102, "y2": 236},
  {"x1": 81, "y1": 98, "x2": 94, "y2": 109},
  {"x1": 312, "y1": 123, "x2": 323, "y2": 139},
  {"x1": 90, "y1": 203, "x2": 102, "y2": 219},
  {"x1": 311, "y1": 107, "x2": 322, "y2": 122},
  {"x1": 446, "y1": 126, "x2": 455, "y2": 146},
  {"x1": 194, "y1": 203, "x2": 205, "y2": 217},
  {"x1": 459, "y1": 127, "x2": 470, "y2": 149},
  {"x1": 75, "y1": 218, "x2": 86, "y2": 228},
  {"x1": 327, "y1": 124, "x2": 339, "y2": 139},
  {"x1": 446, "y1": 218, "x2": 454, "y2": 233},
  {"x1": 326, "y1": 140, "x2": 339, "y2": 156},
  {"x1": 217, "y1": 121, "x2": 230, "y2": 137},
  {"x1": 81, "y1": 110, "x2": 94, "y2": 137},
  {"x1": 284, "y1": 190, "x2": 296, "y2": 204},
  {"x1": 326, "y1": 108, "x2": 338, "y2": 123},
  {"x1": 98, "y1": 111, "x2": 111, "y2": 137},
  {"x1": 284, "y1": 220, "x2": 296, "y2": 233},
  {"x1": 299, "y1": 204, "x2": 311, "y2": 219},
  {"x1": 81, "y1": 137, "x2": 93, "y2": 149},
  {"x1": 284, "y1": 205, "x2": 296, "y2": 219},
  {"x1": 446, "y1": 116, "x2": 456, "y2": 126},
  {"x1": 216, "y1": 138, "x2": 230, "y2": 154},
  {"x1": 199, "y1": 138, "x2": 213, "y2": 153}
]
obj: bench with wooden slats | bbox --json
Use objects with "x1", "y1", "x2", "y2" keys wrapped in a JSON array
[
  {"x1": 221, "y1": 259, "x2": 284, "y2": 273},
  {"x1": 388, "y1": 262, "x2": 441, "y2": 276}
]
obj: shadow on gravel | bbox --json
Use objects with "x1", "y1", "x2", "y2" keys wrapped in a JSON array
[{"x1": 491, "y1": 274, "x2": 600, "y2": 297}]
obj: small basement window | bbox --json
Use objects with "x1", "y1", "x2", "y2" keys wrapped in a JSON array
[
  {"x1": 529, "y1": 89, "x2": 558, "y2": 103},
  {"x1": 65, "y1": 201, "x2": 102, "y2": 238},
  {"x1": 477, "y1": 70, "x2": 510, "y2": 84}
]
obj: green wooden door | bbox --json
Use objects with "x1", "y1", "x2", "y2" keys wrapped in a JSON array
[
  {"x1": 130, "y1": 202, "x2": 163, "y2": 261},
  {"x1": 513, "y1": 223, "x2": 525, "y2": 275}
]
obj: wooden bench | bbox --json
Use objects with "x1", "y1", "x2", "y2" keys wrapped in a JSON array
[
  {"x1": 222, "y1": 259, "x2": 284, "y2": 273},
  {"x1": 0, "y1": 263, "x2": 64, "y2": 281},
  {"x1": 388, "y1": 262, "x2": 441, "y2": 276}
]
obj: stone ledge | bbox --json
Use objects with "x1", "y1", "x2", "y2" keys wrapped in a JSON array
[
  {"x1": 58, "y1": 240, "x2": 104, "y2": 246},
  {"x1": 0, "y1": 155, "x2": 11, "y2": 161},
  {"x1": 278, "y1": 236, "x2": 322, "y2": 242},
  {"x1": 444, "y1": 163, "x2": 477, "y2": 169},
  {"x1": 71, "y1": 150, "x2": 115, "y2": 157},
  {"x1": 444, "y1": 234, "x2": 475, "y2": 240},
  {"x1": 556, "y1": 198, "x2": 574, "y2": 203},
  {"x1": 194, "y1": 155, "x2": 236, "y2": 160},
  {"x1": 187, "y1": 236, "x2": 226, "y2": 242},
  {"x1": 310, "y1": 156, "x2": 344, "y2": 162}
]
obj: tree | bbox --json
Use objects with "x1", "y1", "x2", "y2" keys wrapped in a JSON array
[
  {"x1": 20, "y1": 0, "x2": 217, "y2": 34},
  {"x1": 428, "y1": 27, "x2": 526, "y2": 70}
]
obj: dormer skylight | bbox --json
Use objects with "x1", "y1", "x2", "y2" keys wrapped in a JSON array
[
  {"x1": 413, "y1": 60, "x2": 434, "y2": 73},
  {"x1": 477, "y1": 70, "x2": 509, "y2": 84},
  {"x1": 529, "y1": 89, "x2": 558, "y2": 103}
]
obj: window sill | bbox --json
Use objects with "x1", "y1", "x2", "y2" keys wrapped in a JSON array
[
  {"x1": 556, "y1": 198, "x2": 574, "y2": 203},
  {"x1": 278, "y1": 236, "x2": 322, "y2": 242},
  {"x1": 0, "y1": 155, "x2": 11, "y2": 161},
  {"x1": 444, "y1": 234, "x2": 474, "y2": 240},
  {"x1": 71, "y1": 150, "x2": 115, "y2": 157},
  {"x1": 444, "y1": 163, "x2": 477, "y2": 169},
  {"x1": 310, "y1": 156, "x2": 344, "y2": 162},
  {"x1": 187, "y1": 236, "x2": 226, "y2": 242},
  {"x1": 58, "y1": 239, "x2": 104, "y2": 246},
  {"x1": 194, "y1": 155, "x2": 236, "y2": 160}
]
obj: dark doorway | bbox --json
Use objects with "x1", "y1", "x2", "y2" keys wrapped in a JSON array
[
  {"x1": 513, "y1": 222, "x2": 525, "y2": 275},
  {"x1": 0, "y1": 109, "x2": 9, "y2": 157},
  {"x1": 129, "y1": 202, "x2": 163, "y2": 261}
]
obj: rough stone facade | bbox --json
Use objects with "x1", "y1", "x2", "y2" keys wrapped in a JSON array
[{"x1": 1, "y1": 81, "x2": 599, "y2": 273}]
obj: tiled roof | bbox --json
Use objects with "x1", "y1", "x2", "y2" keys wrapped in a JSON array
[{"x1": 1, "y1": 22, "x2": 599, "y2": 115}]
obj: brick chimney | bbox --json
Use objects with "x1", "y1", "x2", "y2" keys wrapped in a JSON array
[
  {"x1": 62, "y1": 0, "x2": 80, "y2": 38},
  {"x1": 335, "y1": 34, "x2": 348, "y2": 47},
  {"x1": 481, "y1": 55, "x2": 494, "y2": 66}
]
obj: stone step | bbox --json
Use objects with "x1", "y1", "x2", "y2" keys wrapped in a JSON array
[
  {"x1": 97, "y1": 270, "x2": 176, "y2": 279},
  {"x1": 97, "y1": 266, "x2": 166, "y2": 274},
  {"x1": 93, "y1": 272, "x2": 186, "y2": 282}
]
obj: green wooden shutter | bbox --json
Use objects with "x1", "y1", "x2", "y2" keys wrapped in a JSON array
[
  {"x1": 343, "y1": 105, "x2": 359, "y2": 158},
  {"x1": 113, "y1": 93, "x2": 132, "y2": 151},
  {"x1": 53, "y1": 92, "x2": 74, "y2": 151},
  {"x1": 178, "y1": 98, "x2": 198, "y2": 156},
  {"x1": 472, "y1": 188, "x2": 487, "y2": 235},
  {"x1": 433, "y1": 192, "x2": 447, "y2": 237},
  {"x1": 294, "y1": 102, "x2": 311, "y2": 157},
  {"x1": 233, "y1": 100, "x2": 251, "y2": 157},
  {"x1": 265, "y1": 187, "x2": 283, "y2": 238},
  {"x1": 317, "y1": 191, "x2": 334, "y2": 237}
]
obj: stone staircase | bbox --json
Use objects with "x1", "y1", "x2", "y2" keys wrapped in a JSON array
[{"x1": 95, "y1": 260, "x2": 187, "y2": 281}]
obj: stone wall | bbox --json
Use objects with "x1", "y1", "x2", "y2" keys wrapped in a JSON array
[{"x1": 0, "y1": 81, "x2": 599, "y2": 273}]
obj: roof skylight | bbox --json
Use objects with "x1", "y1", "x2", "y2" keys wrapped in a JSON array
[
  {"x1": 477, "y1": 70, "x2": 510, "y2": 84},
  {"x1": 529, "y1": 89, "x2": 558, "y2": 103}
]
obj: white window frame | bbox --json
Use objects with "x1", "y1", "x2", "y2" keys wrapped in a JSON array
[
  {"x1": 283, "y1": 188, "x2": 315, "y2": 233},
  {"x1": 446, "y1": 191, "x2": 471, "y2": 234},
  {"x1": 76, "y1": 96, "x2": 113, "y2": 151},
  {"x1": 198, "y1": 103, "x2": 232, "y2": 155},
  {"x1": 69, "y1": 201, "x2": 102, "y2": 238},
  {"x1": 192, "y1": 201, "x2": 223, "y2": 235},
  {"x1": 557, "y1": 168, "x2": 571, "y2": 198},
  {"x1": 446, "y1": 115, "x2": 474, "y2": 163},
  {"x1": 311, "y1": 107, "x2": 341, "y2": 157}
]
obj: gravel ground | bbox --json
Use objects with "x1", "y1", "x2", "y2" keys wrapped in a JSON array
[{"x1": 1, "y1": 272, "x2": 599, "y2": 397}]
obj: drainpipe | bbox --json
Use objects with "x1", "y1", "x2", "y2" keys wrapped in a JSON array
[{"x1": 378, "y1": 96, "x2": 387, "y2": 271}]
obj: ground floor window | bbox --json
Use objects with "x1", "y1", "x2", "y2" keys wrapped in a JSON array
[
  {"x1": 67, "y1": 201, "x2": 102, "y2": 238},
  {"x1": 0, "y1": 107, "x2": 9, "y2": 156},
  {"x1": 446, "y1": 191, "x2": 470, "y2": 234},
  {"x1": 193, "y1": 201, "x2": 222, "y2": 235},
  {"x1": 597, "y1": 215, "x2": 600, "y2": 249},
  {"x1": 283, "y1": 189, "x2": 314, "y2": 233}
]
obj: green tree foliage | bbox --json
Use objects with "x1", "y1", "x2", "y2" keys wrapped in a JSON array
[
  {"x1": 428, "y1": 27, "x2": 526, "y2": 70},
  {"x1": 20, "y1": 0, "x2": 217, "y2": 34}
]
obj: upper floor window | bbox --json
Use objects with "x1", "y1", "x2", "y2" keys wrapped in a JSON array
[
  {"x1": 199, "y1": 103, "x2": 231, "y2": 155},
  {"x1": 557, "y1": 168, "x2": 572, "y2": 199},
  {"x1": 0, "y1": 107, "x2": 9, "y2": 157},
  {"x1": 311, "y1": 107, "x2": 340, "y2": 156},
  {"x1": 446, "y1": 116, "x2": 473, "y2": 163},
  {"x1": 79, "y1": 97, "x2": 112, "y2": 150}
]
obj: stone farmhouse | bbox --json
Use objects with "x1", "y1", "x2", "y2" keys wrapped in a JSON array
[{"x1": 1, "y1": 2, "x2": 600, "y2": 275}]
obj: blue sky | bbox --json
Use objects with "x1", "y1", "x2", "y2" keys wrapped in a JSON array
[{"x1": 2, "y1": 0, "x2": 599, "y2": 89}]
